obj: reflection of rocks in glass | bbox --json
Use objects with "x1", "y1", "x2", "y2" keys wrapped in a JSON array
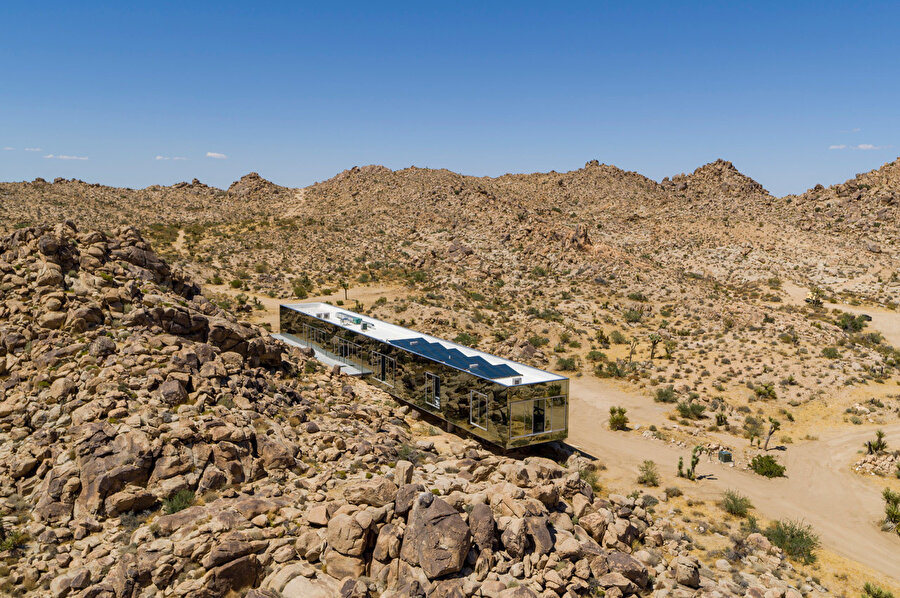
[{"x1": 279, "y1": 305, "x2": 567, "y2": 449}]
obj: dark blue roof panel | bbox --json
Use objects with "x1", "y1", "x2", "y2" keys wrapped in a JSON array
[{"x1": 390, "y1": 337, "x2": 521, "y2": 381}]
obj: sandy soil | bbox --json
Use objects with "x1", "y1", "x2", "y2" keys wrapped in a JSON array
[
  {"x1": 566, "y1": 378, "x2": 900, "y2": 583},
  {"x1": 783, "y1": 281, "x2": 900, "y2": 348}
]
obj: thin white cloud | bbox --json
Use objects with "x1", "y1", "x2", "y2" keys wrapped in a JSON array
[
  {"x1": 855, "y1": 143, "x2": 883, "y2": 150},
  {"x1": 155, "y1": 155, "x2": 188, "y2": 161},
  {"x1": 24, "y1": 147, "x2": 42, "y2": 152},
  {"x1": 44, "y1": 154, "x2": 88, "y2": 161},
  {"x1": 206, "y1": 151, "x2": 227, "y2": 159},
  {"x1": 2, "y1": 146, "x2": 13, "y2": 151},
  {"x1": 828, "y1": 144, "x2": 846, "y2": 150}
]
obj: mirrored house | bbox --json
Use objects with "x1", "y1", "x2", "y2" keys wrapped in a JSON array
[{"x1": 277, "y1": 302, "x2": 568, "y2": 449}]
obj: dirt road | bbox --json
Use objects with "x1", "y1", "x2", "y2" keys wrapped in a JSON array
[{"x1": 567, "y1": 381, "x2": 900, "y2": 582}]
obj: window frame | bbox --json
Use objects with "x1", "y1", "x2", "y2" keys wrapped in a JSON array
[
  {"x1": 425, "y1": 372, "x2": 441, "y2": 409},
  {"x1": 469, "y1": 390, "x2": 489, "y2": 430}
]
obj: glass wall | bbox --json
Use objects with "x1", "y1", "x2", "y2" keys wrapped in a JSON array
[
  {"x1": 507, "y1": 380, "x2": 569, "y2": 448},
  {"x1": 280, "y1": 306, "x2": 568, "y2": 449}
]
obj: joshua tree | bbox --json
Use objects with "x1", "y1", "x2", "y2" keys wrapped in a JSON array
[
  {"x1": 627, "y1": 337, "x2": 638, "y2": 364},
  {"x1": 648, "y1": 332, "x2": 662, "y2": 360},
  {"x1": 763, "y1": 417, "x2": 781, "y2": 451},
  {"x1": 866, "y1": 430, "x2": 888, "y2": 455},
  {"x1": 664, "y1": 339, "x2": 676, "y2": 359},
  {"x1": 608, "y1": 406, "x2": 629, "y2": 431},
  {"x1": 678, "y1": 446, "x2": 703, "y2": 480},
  {"x1": 687, "y1": 445, "x2": 702, "y2": 480},
  {"x1": 341, "y1": 280, "x2": 349, "y2": 300}
]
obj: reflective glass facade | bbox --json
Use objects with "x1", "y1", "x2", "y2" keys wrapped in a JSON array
[{"x1": 280, "y1": 305, "x2": 568, "y2": 449}]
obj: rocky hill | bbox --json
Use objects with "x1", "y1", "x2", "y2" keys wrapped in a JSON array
[{"x1": 0, "y1": 224, "x2": 849, "y2": 597}]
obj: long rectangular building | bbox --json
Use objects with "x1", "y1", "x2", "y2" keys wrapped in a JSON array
[{"x1": 277, "y1": 302, "x2": 568, "y2": 449}]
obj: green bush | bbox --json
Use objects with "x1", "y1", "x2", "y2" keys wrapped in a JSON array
[
  {"x1": 610, "y1": 330, "x2": 628, "y2": 344},
  {"x1": 555, "y1": 357, "x2": 577, "y2": 371},
  {"x1": 586, "y1": 350, "x2": 607, "y2": 362},
  {"x1": 396, "y1": 443, "x2": 423, "y2": 465},
  {"x1": 608, "y1": 406, "x2": 628, "y2": 431},
  {"x1": 763, "y1": 519, "x2": 820, "y2": 564},
  {"x1": 596, "y1": 361, "x2": 626, "y2": 378},
  {"x1": 721, "y1": 489, "x2": 753, "y2": 517},
  {"x1": 836, "y1": 312, "x2": 867, "y2": 332},
  {"x1": 863, "y1": 582, "x2": 896, "y2": 598},
  {"x1": 624, "y1": 308, "x2": 643, "y2": 323},
  {"x1": 750, "y1": 454, "x2": 786, "y2": 478},
  {"x1": 654, "y1": 386, "x2": 677, "y2": 403},
  {"x1": 0, "y1": 529, "x2": 28, "y2": 551},
  {"x1": 676, "y1": 401, "x2": 706, "y2": 420},
  {"x1": 162, "y1": 490, "x2": 195, "y2": 515},
  {"x1": 453, "y1": 332, "x2": 479, "y2": 346},
  {"x1": 579, "y1": 467, "x2": 601, "y2": 493},
  {"x1": 637, "y1": 460, "x2": 659, "y2": 486},
  {"x1": 528, "y1": 335, "x2": 549, "y2": 347},
  {"x1": 821, "y1": 347, "x2": 840, "y2": 359},
  {"x1": 753, "y1": 383, "x2": 777, "y2": 400},
  {"x1": 884, "y1": 488, "x2": 900, "y2": 535}
]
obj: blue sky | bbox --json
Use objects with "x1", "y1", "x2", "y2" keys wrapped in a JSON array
[{"x1": 1, "y1": 2, "x2": 898, "y2": 195}]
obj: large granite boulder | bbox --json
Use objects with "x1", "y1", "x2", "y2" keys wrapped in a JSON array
[{"x1": 400, "y1": 493, "x2": 472, "y2": 579}]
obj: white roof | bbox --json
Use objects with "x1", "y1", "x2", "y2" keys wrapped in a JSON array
[{"x1": 281, "y1": 302, "x2": 566, "y2": 387}]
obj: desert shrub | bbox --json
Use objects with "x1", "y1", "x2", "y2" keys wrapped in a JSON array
[
  {"x1": 665, "y1": 486, "x2": 683, "y2": 498},
  {"x1": 608, "y1": 406, "x2": 628, "y2": 431},
  {"x1": 586, "y1": 350, "x2": 607, "y2": 362},
  {"x1": 556, "y1": 357, "x2": 577, "y2": 371},
  {"x1": 610, "y1": 330, "x2": 628, "y2": 344},
  {"x1": 821, "y1": 347, "x2": 840, "y2": 359},
  {"x1": 741, "y1": 514, "x2": 762, "y2": 535},
  {"x1": 676, "y1": 401, "x2": 706, "y2": 420},
  {"x1": 753, "y1": 383, "x2": 777, "y2": 400},
  {"x1": 229, "y1": 279, "x2": 243, "y2": 289},
  {"x1": 396, "y1": 443, "x2": 423, "y2": 465},
  {"x1": 162, "y1": 490, "x2": 195, "y2": 515},
  {"x1": 627, "y1": 292, "x2": 647, "y2": 302},
  {"x1": 836, "y1": 312, "x2": 867, "y2": 332},
  {"x1": 637, "y1": 460, "x2": 660, "y2": 486},
  {"x1": 596, "y1": 361, "x2": 626, "y2": 378},
  {"x1": 884, "y1": 488, "x2": 900, "y2": 535},
  {"x1": 750, "y1": 454, "x2": 786, "y2": 478},
  {"x1": 721, "y1": 490, "x2": 753, "y2": 517},
  {"x1": 0, "y1": 528, "x2": 28, "y2": 552},
  {"x1": 863, "y1": 582, "x2": 896, "y2": 598},
  {"x1": 579, "y1": 467, "x2": 601, "y2": 493},
  {"x1": 528, "y1": 335, "x2": 549, "y2": 347},
  {"x1": 654, "y1": 386, "x2": 677, "y2": 403},
  {"x1": 763, "y1": 519, "x2": 820, "y2": 564},
  {"x1": 453, "y1": 332, "x2": 479, "y2": 346},
  {"x1": 624, "y1": 308, "x2": 643, "y2": 323}
]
